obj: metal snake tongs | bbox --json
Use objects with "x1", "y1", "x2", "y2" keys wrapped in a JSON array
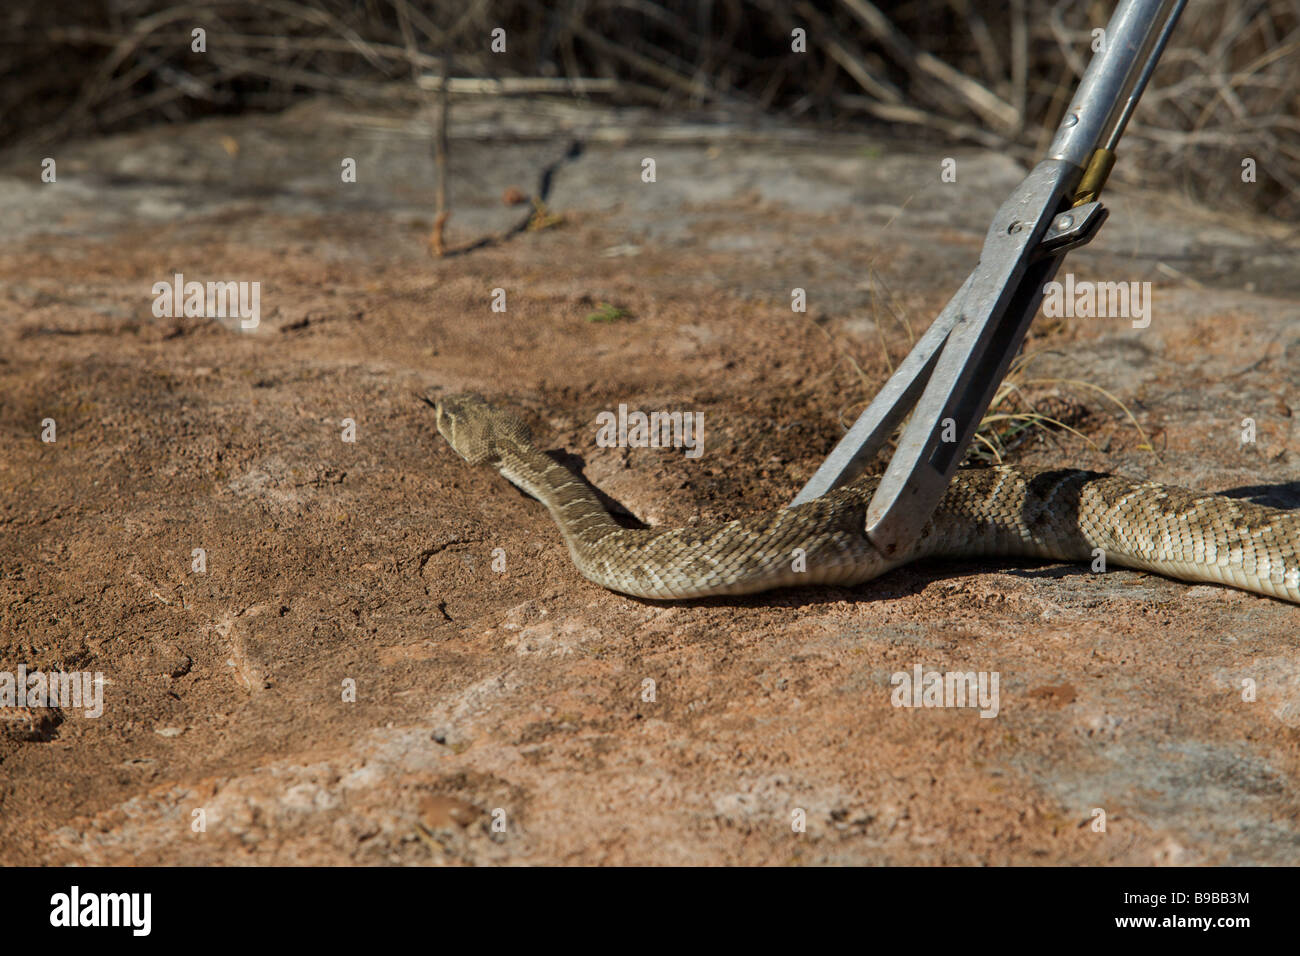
[{"x1": 790, "y1": 0, "x2": 1187, "y2": 559}]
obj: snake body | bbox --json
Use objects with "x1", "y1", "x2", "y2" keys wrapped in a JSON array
[{"x1": 433, "y1": 393, "x2": 1300, "y2": 603}]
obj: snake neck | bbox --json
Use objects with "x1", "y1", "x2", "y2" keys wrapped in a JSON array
[{"x1": 495, "y1": 442, "x2": 622, "y2": 546}]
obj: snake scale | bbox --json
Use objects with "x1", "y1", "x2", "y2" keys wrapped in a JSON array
[{"x1": 433, "y1": 393, "x2": 1300, "y2": 603}]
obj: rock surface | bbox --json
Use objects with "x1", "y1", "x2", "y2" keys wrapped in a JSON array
[{"x1": 1, "y1": 96, "x2": 1297, "y2": 864}]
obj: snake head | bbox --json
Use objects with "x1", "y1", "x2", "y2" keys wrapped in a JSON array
[{"x1": 433, "y1": 392, "x2": 534, "y2": 465}]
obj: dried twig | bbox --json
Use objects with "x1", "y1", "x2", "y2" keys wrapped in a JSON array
[{"x1": 430, "y1": 50, "x2": 452, "y2": 258}]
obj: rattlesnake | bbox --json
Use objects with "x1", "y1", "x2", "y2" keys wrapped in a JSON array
[{"x1": 432, "y1": 393, "x2": 1300, "y2": 603}]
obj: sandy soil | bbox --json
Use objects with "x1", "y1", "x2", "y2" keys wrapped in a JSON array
[{"x1": 1, "y1": 96, "x2": 1298, "y2": 865}]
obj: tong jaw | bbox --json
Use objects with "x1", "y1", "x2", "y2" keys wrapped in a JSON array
[{"x1": 788, "y1": 168, "x2": 1109, "y2": 560}]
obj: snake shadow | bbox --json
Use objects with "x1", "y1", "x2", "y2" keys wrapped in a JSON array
[
  {"x1": 1215, "y1": 480, "x2": 1300, "y2": 509},
  {"x1": 634, "y1": 559, "x2": 1089, "y2": 610}
]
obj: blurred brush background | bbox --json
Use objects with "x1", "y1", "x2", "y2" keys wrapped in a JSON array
[{"x1": 2, "y1": 0, "x2": 1297, "y2": 220}]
